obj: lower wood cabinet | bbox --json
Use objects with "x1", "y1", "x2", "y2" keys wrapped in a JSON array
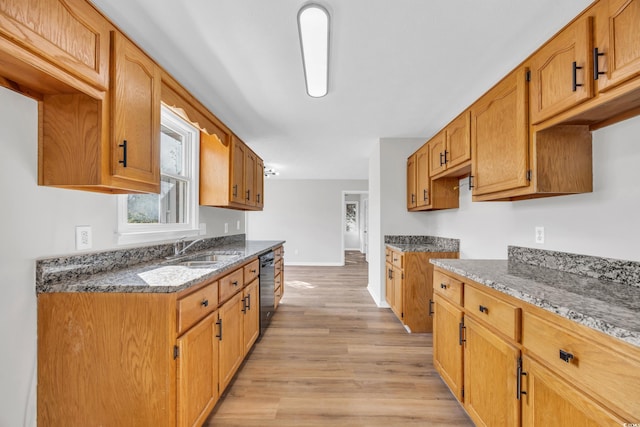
[
  {"x1": 38, "y1": 257, "x2": 264, "y2": 427},
  {"x1": 386, "y1": 247, "x2": 458, "y2": 332},
  {"x1": 432, "y1": 267, "x2": 640, "y2": 426}
]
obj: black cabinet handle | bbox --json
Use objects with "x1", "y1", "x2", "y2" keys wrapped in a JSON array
[
  {"x1": 246, "y1": 189, "x2": 251, "y2": 201},
  {"x1": 256, "y1": 193, "x2": 261, "y2": 203},
  {"x1": 215, "y1": 318, "x2": 222, "y2": 341},
  {"x1": 440, "y1": 283, "x2": 447, "y2": 289},
  {"x1": 443, "y1": 150, "x2": 449, "y2": 164},
  {"x1": 201, "y1": 299, "x2": 209, "y2": 308},
  {"x1": 428, "y1": 299, "x2": 434, "y2": 316},
  {"x1": 479, "y1": 305, "x2": 489, "y2": 314},
  {"x1": 572, "y1": 61, "x2": 583, "y2": 92},
  {"x1": 517, "y1": 357, "x2": 527, "y2": 400},
  {"x1": 119, "y1": 140, "x2": 127, "y2": 167},
  {"x1": 233, "y1": 184, "x2": 238, "y2": 197},
  {"x1": 411, "y1": 194, "x2": 415, "y2": 204},
  {"x1": 468, "y1": 175, "x2": 474, "y2": 190},
  {"x1": 593, "y1": 47, "x2": 605, "y2": 80},
  {"x1": 232, "y1": 280, "x2": 239, "y2": 287},
  {"x1": 247, "y1": 294, "x2": 251, "y2": 310},
  {"x1": 241, "y1": 296, "x2": 247, "y2": 313},
  {"x1": 559, "y1": 349, "x2": 574, "y2": 363},
  {"x1": 459, "y1": 321, "x2": 466, "y2": 345},
  {"x1": 423, "y1": 189, "x2": 428, "y2": 201},
  {"x1": 439, "y1": 152, "x2": 445, "y2": 166}
]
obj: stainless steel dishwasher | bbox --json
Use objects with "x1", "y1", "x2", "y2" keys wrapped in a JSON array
[{"x1": 258, "y1": 250, "x2": 275, "y2": 337}]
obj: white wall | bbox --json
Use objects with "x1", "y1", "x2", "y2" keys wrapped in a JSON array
[
  {"x1": 246, "y1": 179, "x2": 368, "y2": 265},
  {"x1": 368, "y1": 116, "x2": 640, "y2": 306},
  {"x1": 0, "y1": 87, "x2": 245, "y2": 427}
]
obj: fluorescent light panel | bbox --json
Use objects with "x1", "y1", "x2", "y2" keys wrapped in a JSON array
[{"x1": 298, "y1": 4, "x2": 329, "y2": 98}]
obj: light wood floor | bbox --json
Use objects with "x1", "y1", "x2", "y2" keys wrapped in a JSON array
[{"x1": 205, "y1": 251, "x2": 472, "y2": 426}]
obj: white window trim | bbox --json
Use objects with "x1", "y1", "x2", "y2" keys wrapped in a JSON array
[{"x1": 117, "y1": 106, "x2": 201, "y2": 245}]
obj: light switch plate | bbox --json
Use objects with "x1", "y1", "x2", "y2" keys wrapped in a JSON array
[{"x1": 75, "y1": 226, "x2": 92, "y2": 250}]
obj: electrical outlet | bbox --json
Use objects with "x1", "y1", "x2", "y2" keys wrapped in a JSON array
[
  {"x1": 535, "y1": 226, "x2": 545, "y2": 244},
  {"x1": 224, "y1": 223, "x2": 228, "y2": 234},
  {"x1": 75, "y1": 226, "x2": 92, "y2": 250},
  {"x1": 236, "y1": 220, "x2": 241, "y2": 230}
]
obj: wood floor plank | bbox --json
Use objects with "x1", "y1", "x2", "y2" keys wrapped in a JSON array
[{"x1": 204, "y1": 251, "x2": 472, "y2": 426}]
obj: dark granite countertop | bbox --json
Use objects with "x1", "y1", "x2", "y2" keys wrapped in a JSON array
[
  {"x1": 430, "y1": 246, "x2": 640, "y2": 347},
  {"x1": 385, "y1": 235, "x2": 459, "y2": 253},
  {"x1": 36, "y1": 237, "x2": 284, "y2": 294}
]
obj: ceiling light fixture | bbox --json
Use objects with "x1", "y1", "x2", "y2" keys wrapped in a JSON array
[{"x1": 297, "y1": 4, "x2": 330, "y2": 98}]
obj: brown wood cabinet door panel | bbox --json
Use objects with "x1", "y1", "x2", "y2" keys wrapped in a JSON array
[
  {"x1": 406, "y1": 154, "x2": 417, "y2": 209},
  {"x1": 0, "y1": 0, "x2": 110, "y2": 89},
  {"x1": 177, "y1": 311, "x2": 219, "y2": 427},
  {"x1": 230, "y1": 136, "x2": 246, "y2": 204},
  {"x1": 429, "y1": 131, "x2": 446, "y2": 177},
  {"x1": 243, "y1": 279, "x2": 260, "y2": 355},
  {"x1": 416, "y1": 146, "x2": 430, "y2": 207},
  {"x1": 433, "y1": 295, "x2": 464, "y2": 401},
  {"x1": 385, "y1": 262, "x2": 394, "y2": 307},
  {"x1": 472, "y1": 68, "x2": 529, "y2": 196},
  {"x1": 256, "y1": 157, "x2": 264, "y2": 207},
  {"x1": 598, "y1": 0, "x2": 640, "y2": 91},
  {"x1": 111, "y1": 31, "x2": 160, "y2": 188},
  {"x1": 529, "y1": 16, "x2": 594, "y2": 124},
  {"x1": 445, "y1": 111, "x2": 471, "y2": 169},
  {"x1": 464, "y1": 315, "x2": 520, "y2": 427},
  {"x1": 218, "y1": 292, "x2": 244, "y2": 391},
  {"x1": 521, "y1": 356, "x2": 626, "y2": 427}
]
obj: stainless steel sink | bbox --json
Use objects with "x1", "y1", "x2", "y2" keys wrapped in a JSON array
[{"x1": 167, "y1": 252, "x2": 241, "y2": 267}]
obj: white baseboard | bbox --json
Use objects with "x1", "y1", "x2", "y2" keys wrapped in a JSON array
[{"x1": 367, "y1": 285, "x2": 389, "y2": 307}]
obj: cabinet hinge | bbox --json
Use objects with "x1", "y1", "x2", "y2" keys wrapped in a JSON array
[
  {"x1": 526, "y1": 170, "x2": 532, "y2": 181},
  {"x1": 525, "y1": 70, "x2": 531, "y2": 82},
  {"x1": 173, "y1": 345, "x2": 179, "y2": 360}
]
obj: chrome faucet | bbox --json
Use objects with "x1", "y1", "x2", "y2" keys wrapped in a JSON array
[{"x1": 173, "y1": 237, "x2": 206, "y2": 256}]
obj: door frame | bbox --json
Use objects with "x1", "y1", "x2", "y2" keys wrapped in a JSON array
[{"x1": 341, "y1": 190, "x2": 369, "y2": 266}]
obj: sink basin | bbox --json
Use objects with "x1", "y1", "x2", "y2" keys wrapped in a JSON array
[{"x1": 166, "y1": 251, "x2": 241, "y2": 267}]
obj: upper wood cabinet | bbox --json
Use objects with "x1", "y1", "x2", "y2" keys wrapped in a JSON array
[
  {"x1": 594, "y1": 0, "x2": 640, "y2": 92},
  {"x1": 110, "y1": 31, "x2": 161, "y2": 189},
  {"x1": 200, "y1": 132, "x2": 264, "y2": 211},
  {"x1": 39, "y1": 30, "x2": 161, "y2": 193},
  {"x1": 529, "y1": 15, "x2": 594, "y2": 124},
  {"x1": 430, "y1": 113, "x2": 471, "y2": 177},
  {"x1": 408, "y1": 138, "x2": 459, "y2": 212},
  {"x1": 471, "y1": 68, "x2": 530, "y2": 198},
  {"x1": 415, "y1": 145, "x2": 430, "y2": 208},
  {"x1": 0, "y1": 0, "x2": 110, "y2": 91},
  {"x1": 406, "y1": 154, "x2": 417, "y2": 210}
]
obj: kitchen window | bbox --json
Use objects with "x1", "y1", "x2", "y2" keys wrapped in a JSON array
[{"x1": 117, "y1": 105, "x2": 200, "y2": 244}]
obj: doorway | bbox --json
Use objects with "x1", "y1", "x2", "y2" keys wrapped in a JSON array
[{"x1": 342, "y1": 191, "x2": 369, "y2": 265}]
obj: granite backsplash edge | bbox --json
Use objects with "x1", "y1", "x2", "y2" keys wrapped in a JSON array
[
  {"x1": 384, "y1": 235, "x2": 460, "y2": 252},
  {"x1": 508, "y1": 245, "x2": 640, "y2": 288}
]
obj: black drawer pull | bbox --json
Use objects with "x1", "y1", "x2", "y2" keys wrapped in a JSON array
[
  {"x1": 201, "y1": 299, "x2": 209, "y2": 308},
  {"x1": 440, "y1": 283, "x2": 447, "y2": 289},
  {"x1": 479, "y1": 305, "x2": 489, "y2": 314},
  {"x1": 559, "y1": 349, "x2": 574, "y2": 363},
  {"x1": 119, "y1": 140, "x2": 127, "y2": 167},
  {"x1": 232, "y1": 280, "x2": 239, "y2": 286}
]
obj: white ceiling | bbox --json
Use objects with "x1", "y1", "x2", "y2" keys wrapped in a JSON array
[{"x1": 90, "y1": 0, "x2": 593, "y2": 180}]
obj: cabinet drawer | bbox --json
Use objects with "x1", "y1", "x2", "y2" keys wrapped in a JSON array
[
  {"x1": 274, "y1": 246, "x2": 283, "y2": 262},
  {"x1": 219, "y1": 268, "x2": 244, "y2": 303},
  {"x1": 177, "y1": 281, "x2": 218, "y2": 335},
  {"x1": 391, "y1": 251, "x2": 404, "y2": 269},
  {"x1": 243, "y1": 259, "x2": 259, "y2": 284},
  {"x1": 433, "y1": 270, "x2": 463, "y2": 306},
  {"x1": 385, "y1": 247, "x2": 392, "y2": 263},
  {"x1": 523, "y1": 311, "x2": 640, "y2": 419},
  {"x1": 464, "y1": 285, "x2": 520, "y2": 341},
  {"x1": 275, "y1": 259, "x2": 283, "y2": 276}
]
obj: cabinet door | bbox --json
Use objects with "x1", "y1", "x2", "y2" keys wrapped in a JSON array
[
  {"x1": 177, "y1": 311, "x2": 219, "y2": 427},
  {"x1": 255, "y1": 157, "x2": 264, "y2": 208},
  {"x1": 243, "y1": 279, "x2": 260, "y2": 355},
  {"x1": 391, "y1": 266, "x2": 403, "y2": 321},
  {"x1": 385, "y1": 263, "x2": 394, "y2": 307},
  {"x1": 464, "y1": 315, "x2": 520, "y2": 427},
  {"x1": 445, "y1": 111, "x2": 471, "y2": 170},
  {"x1": 0, "y1": 0, "x2": 110, "y2": 89},
  {"x1": 415, "y1": 146, "x2": 430, "y2": 207},
  {"x1": 406, "y1": 154, "x2": 417, "y2": 209},
  {"x1": 429, "y1": 131, "x2": 446, "y2": 177},
  {"x1": 230, "y1": 136, "x2": 246, "y2": 204},
  {"x1": 597, "y1": 0, "x2": 640, "y2": 92},
  {"x1": 218, "y1": 292, "x2": 244, "y2": 391},
  {"x1": 529, "y1": 15, "x2": 593, "y2": 124},
  {"x1": 521, "y1": 356, "x2": 626, "y2": 427},
  {"x1": 111, "y1": 31, "x2": 161, "y2": 189},
  {"x1": 245, "y1": 150, "x2": 257, "y2": 207},
  {"x1": 471, "y1": 68, "x2": 529, "y2": 197},
  {"x1": 433, "y1": 295, "x2": 464, "y2": 401}
]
